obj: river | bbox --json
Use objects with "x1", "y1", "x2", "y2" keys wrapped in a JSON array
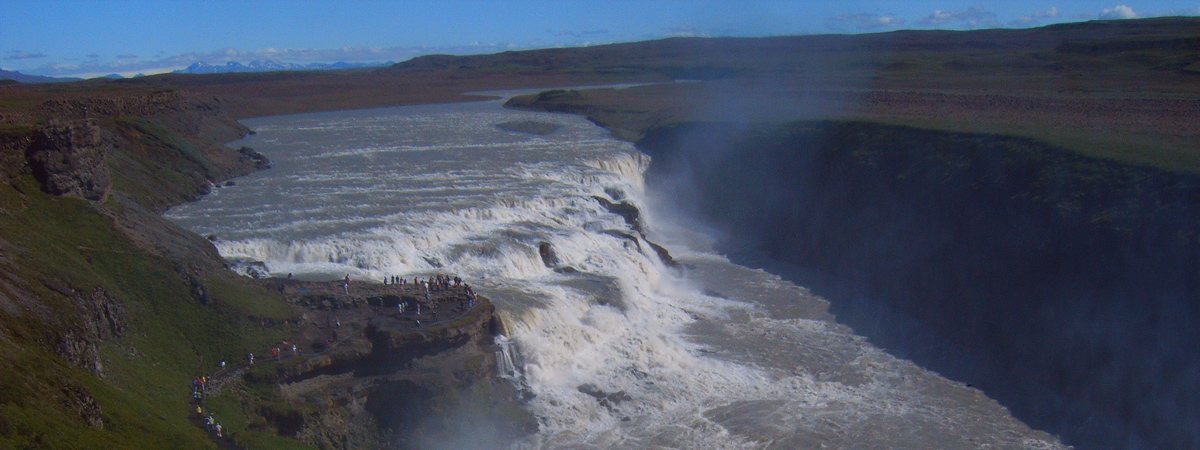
[{"x1": 165, "y1": 91, "x2": 1063, "y2": 449}]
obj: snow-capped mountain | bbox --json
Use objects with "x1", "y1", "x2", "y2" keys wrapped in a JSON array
[{"x1": 175, "y1": 60, "x2": 392, "y2": 74}]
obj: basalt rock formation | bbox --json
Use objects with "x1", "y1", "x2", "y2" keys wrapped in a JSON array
[
  {"x1": 223, "y1": 285, "x2": 533, "y2": 450},
  {"x1": 26, "y1": 120, "x2": 112, "y2": 201},
  {"x1": 637, "y1": 120, "x2": 1200, "y2": 450},
  {"x1": 53, "y1": 287, "x2": 126, "y2": 377}
]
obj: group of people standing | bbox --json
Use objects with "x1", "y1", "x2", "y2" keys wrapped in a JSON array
[
  {"x1": 381, "y1": 274, "x2": 463, "y2": 290},
  {"x1": 380, "y1": 273, "x2": 480, "y2": 327}
]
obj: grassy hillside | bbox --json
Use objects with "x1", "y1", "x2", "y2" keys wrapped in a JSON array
[
  {"x1": 397, "y1": 17, "x2": 1200, "y2": 93},
  {"x1": 0, "y1": 174, "x2": 298, "y2": 449},
  {"x1": 506, "y1": 78, "x2": 1199, "y2": 174},
  {"x1": 0, "y1": 85, "x2": 312, "y2": 448}
]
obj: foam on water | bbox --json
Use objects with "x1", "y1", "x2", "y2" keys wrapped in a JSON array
[{"x1": 166, "y1": 97, "x2": 1064, "y2": 449}]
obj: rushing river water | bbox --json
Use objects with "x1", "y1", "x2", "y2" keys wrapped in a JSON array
[{"x1": 166, "y1": 91, "x2": 1064, "y2": 449}]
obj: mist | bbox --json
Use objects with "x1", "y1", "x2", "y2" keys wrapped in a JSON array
[{"x1": 638, "y1": 115, "x2": 1200, "y2": 450}]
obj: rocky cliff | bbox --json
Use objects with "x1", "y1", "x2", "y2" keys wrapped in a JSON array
[
  {"x1": 25, "y1": 120, "x2": 113, "y2": 201},
  {"x1": 636, "y1": 120, "x2": 1200, "y2": 450},
  {"x1": 198, "y1": 283, "x2": 533, "y2": 450}
]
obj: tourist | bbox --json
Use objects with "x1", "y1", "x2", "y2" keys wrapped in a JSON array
[
  {"x1": 215, "y1": 423, "x2": 222, "y2": 438},
  {"x1": 291, "y1": 344, "x2": 297, "y2": 356},
  {"x1": 248, "y1": 352, "x2": 254, "y2": 365},
  {"x1": 343, "y1": 274, "x2": 350, "y2": 295}
]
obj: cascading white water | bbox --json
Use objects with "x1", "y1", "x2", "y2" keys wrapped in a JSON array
[{"x1": 166, "y1": 93, "x2": 1066, "y2": 449}]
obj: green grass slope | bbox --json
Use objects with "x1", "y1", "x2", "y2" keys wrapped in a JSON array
[
  {"x1": 0, "y1": 174, "x2": 299, "y2": 449},
  {"x1": 0, "y1": 103, "x2": 305, "y2": 449}
]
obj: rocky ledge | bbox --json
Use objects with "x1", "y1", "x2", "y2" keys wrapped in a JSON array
[{"x1": 199, "y1": 278, "x2": 534, "y2": 450}]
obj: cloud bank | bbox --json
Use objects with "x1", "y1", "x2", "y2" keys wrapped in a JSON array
[
  {"x1": 4, "y1": 51, "x2": 47, "y2": 60},
  {"x1": 916, "y1": 5, "x2": 1000, "y2": 28}
]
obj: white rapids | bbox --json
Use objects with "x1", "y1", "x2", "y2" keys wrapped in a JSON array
[{"x1": 166, "y1": 91, "x2": 1065, "y2": 449}]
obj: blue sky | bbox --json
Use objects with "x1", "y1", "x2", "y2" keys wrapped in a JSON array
[{"x1": 2, "y1": 1, "x2": 1198, "y2": 78}]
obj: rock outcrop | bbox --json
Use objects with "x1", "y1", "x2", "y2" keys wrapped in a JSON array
[
  {"x1": 50, "y1": 285, "x2": 126, "y2": 378},
  {"x1": 220, "y1": 284, "x2": 534, "y2": 450},
  {"x1": 591, "y1": 195, "x2": 679, "y2": 267},
  {"x1": 237, "y1": 146, "x2": 271, "y2": 170},
  {"x1": 63, "y1": 384, "x2": 104, "y2": 429},
  {"x1": 25, "y1": 120, "x2": 112, "y2": 201}
]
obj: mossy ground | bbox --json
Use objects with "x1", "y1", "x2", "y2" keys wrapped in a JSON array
[{"x1": 0, "y1": 175, "x2": 301, "y2": 449}]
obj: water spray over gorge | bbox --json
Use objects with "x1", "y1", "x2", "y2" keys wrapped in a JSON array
[{"x1": 166, "y1": 94, "x2": 1064, "y2": 448}]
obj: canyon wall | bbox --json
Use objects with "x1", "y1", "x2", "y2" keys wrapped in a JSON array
[{"x1": 637, "y1": 121, "x2": 1200, "y2": 450}]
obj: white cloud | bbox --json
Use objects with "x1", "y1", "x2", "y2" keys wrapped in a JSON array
[
  {"x1": 1011, "y1": 6, "x2": 1061, "y2": 26},
  {"x1": 1100, "y1": 5, "x2": 1138, "y2": 19},
  {"x1": 827, "y1": 13, "x2": 907, "y2": 31},
  {"x1": 916, "y1": 5, "x2": 999, "y2": 28},
  {"x1": 4, "y1": 50, "x2": 47, "y2": 60},
  {"x1": 666, "y1": 26, "x2": 705, "y2": 37},
  {"x1": 1134, "y1": 6, "x2": 1200, "y2": 17},
  {"x1": 550, "y1": 29, "x2": 611, "y2": 38}
]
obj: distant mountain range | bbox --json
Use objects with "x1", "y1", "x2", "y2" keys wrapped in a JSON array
[
  {"x1": 175, "y1": 60, "x2": 393, "y2": 74},
  {"x1": 0, "y1": 69, "x2": 80, "y2": 83}
]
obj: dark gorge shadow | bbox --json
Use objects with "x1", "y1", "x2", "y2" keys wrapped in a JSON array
[{"x1": 638, "y1": 121, "x2": 1200, "y2": 450}]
